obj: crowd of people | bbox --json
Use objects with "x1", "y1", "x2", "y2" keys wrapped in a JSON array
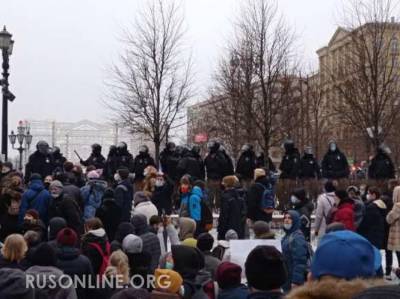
[{"x1": 0, "y1": 139, "x2": 397, "y2": 298}]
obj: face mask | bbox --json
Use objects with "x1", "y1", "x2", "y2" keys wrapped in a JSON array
[
  {"x1": 283, "y1": 223, "x2": 292, "y2": 231},
  {"x1": 165, "y1": 261, "x2": 174, "y2": 270},
  {"x1": 180, "y1": 185, "x2": 189, "y2": 194},
  {"x1": 329, "y1": 144, "x2": 337, "y2": 151},
  {"x1": 290, "y1": 196, "x2": 300, "y2": 204},
  {"x1": 114, "y1": 173, "x2": 121, "y2": 182},
  {"x1": 366, "y1": 194, "x2": 374, "y2": 201},
  {"x1": 155, "y1": 180, "x2": 165, "y2": 187}
]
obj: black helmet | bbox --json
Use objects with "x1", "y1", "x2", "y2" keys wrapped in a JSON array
[
  {"x1": 117, "y1": 142, "x2": 127, "y2": 150},
  {"x1": 36, "y1": 141, "x2": 49, "y2": 154},
  {"x1": 166, "y1": 142, "x2": 176, "y2": 151},
  {"x1": 52, "y1": 146, "x2": 61, "y2": 155},
  {"x1": 92, "y1": 143, "x2": 101, "y2": 151},
  {"x1": 207, "y1": 140, "x2": 220, "y2": 153},
  {"x1": 139, "y1": 145, "x2": 149, "y2": 154},
  {"x1": 283, "y1": 139, "x2": 294, "y2": 152},
  {"x1": 175, "y1": 146, "x2": 185, "y2": 156},
  {"x1": 191, "y1": 145, "x2": 201, "y2": 155},
  {"x1": 241, "y1": 144, "x2": 253, "y2": 152}
]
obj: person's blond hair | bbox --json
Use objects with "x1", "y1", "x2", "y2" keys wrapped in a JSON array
[
  {"x1": 222, "y1": 175, "x2": 239, "y2": 189},
  {"x1": 1, "y1": 234, "x2": 27, "y2": 262},
  {"x1": 105, "y1": 250, "x2": 130, "y2": 284}
]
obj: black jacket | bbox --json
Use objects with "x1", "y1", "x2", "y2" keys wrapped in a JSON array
[
  {"x1": 81, "y1": 153, "x2": 106, "y2": 170},
  {"x1": 133, "y1": 153, "x2": 155, "y2": 181},
  {"x1": 205, "y1": 151, "x2": 232, "y2": 180},
  {"x1": 299, "y1": 154, "x2": 321, "y2": 179},
  {"x1": 160, "y1": 149, "x2": 180, "y2": 181},
  {"x1": 177, "y1": 152, "x2": 205, "y2": 181},
  {"x1": 48, "y1": 194, "x2": 83, "y2": 236},
  {"x1": 53, "y1": 153, "x2": 67, "y2": 173},
  {"x1": 236, "y1": 151, "x2": 257, "y2": 180},
  {"x1": 96, "y1": 197, "x2": 121, "y2": 241},
  {"x1": 25, "y1": 151, "x2": 55, "y2": 183},
  {"x1": 368, "y1": 151, "x2": 395, "y2": 180},
  {"x1": 57, "y1": 246, "x2": 93, "y2": 299},
  {"x1": 279, "y1": 148, "x2": 301, "y2": 179},
  {"x1": 114, "y1": 180, "x2": 134, "y2": 223},
  {"x1": 151, "y1": 181, "x2": 174, "y2": 215},
  {"x1": 116, "y1": 151, "x2": 135, "y2": 173},
  {"x1": 321, "y1": 149, "x2": 350, "y2": 179},
  {"x1": 218, "y1": 188, "x2": 246, "y2": 240},
  {"x1": 81, "y1": 228, "x2": 109, "y2": 275},
  {"x1": 357, "y1": 199, "x2": 387, "y2": 249},
  {"x1": 256, "y1": 154, "x2": 276, "y2": 172},
  {"x1": 246, "y1": 177, "x2": 273, "y2": 223}
]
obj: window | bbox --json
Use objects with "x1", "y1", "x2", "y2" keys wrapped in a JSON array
[{"x1": 391, "y1": 37, "x2": 398, "y2": 54}]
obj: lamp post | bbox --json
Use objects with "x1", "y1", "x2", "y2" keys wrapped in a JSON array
[
  {"x1": 0, "y1": 26, "x2": 15, "y2": 162},
  {"x1": 9, "y1": 121, "x2": 32, "y2": 172}
]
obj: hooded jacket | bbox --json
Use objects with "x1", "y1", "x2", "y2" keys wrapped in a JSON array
[
  {"x1": 180, "y1": 187, "x2": 203, "y2": 222},
  {"x1": 281, "y1": 210, "x2": 308, "y2": 291},
  {"x1": 291, "y1": 190, "x2": 314, "y2": 242},
  {"x1": 26, "y1": 265, "x2": 77, "y2": 299},
  {"x1": 218, "y1": 188, "x2": 245, "y2": 240},
  {"x1": 19, "y1": 179, "x2": 51, "y2": 224},
  {"x1": 96, "y1": 192, "x2": 121, "y2": 241},
  {"x1": 132, "y1": 192, "x2": 159, "y2": 223},
  {"x1": 131, "y1": 213, "x2": 161, "y2": 273},
  {"x1": 0, "y1": 268, "x2": 34, "y2": 299},
  {"x1": 332, "y1": 199, "x2": 355, "y2": 231},
  {"x1": 358, "y1": 198, "x2": 387, "y2": 249},
  {"x1": 178, "y1": 217, "x2": 197, "y2": 241}
]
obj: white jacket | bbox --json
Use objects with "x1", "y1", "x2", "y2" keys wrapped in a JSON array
[
  {"x1": 132, "y1": 201, "x2": 159, "y2": 223},
  {"x1": 314, "y1": 192, "x2": 336, "y2": 237}
]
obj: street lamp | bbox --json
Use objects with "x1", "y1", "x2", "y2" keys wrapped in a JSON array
[
  {"x1": 0, "y1": 26, "x2": 15, "y2": 161},
  {"x1": 9, "y1": 121, "x2": 32, "y2": 171}
]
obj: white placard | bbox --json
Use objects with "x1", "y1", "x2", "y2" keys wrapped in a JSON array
[{"x1": 230, "y1": 239, "x2": 282, "y2": 277}]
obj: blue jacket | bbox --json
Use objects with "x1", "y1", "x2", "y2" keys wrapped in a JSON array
[
  {"x1": 219, "y1": 285, "x2": 249, "y2": 299},
  {"x1": 180, "y1": 187, "x2": 202, "y2": 221},
  {"x1": 19, "y1": 180, "x2": 51, "y2": 224},
  {"x1": 80, "y1": 179, "x2": 107, "y2": 221},
  {"x1": 281, "y1": 210, "x2": 308, "y2": 291}
]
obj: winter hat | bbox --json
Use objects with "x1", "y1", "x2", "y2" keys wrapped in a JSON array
[
  {"x1": 30, "y1": 243, "x2": 57, "y2": 267},
  {"x1": 130, "y1": 213, "x2": 148, "y2": 235},
  {"x1": 196, "y1": 233, "x2": 214, "y2": 252},
  {"x1": 254, "y1": 168, "x2": 266, "y2": 180},
  {"x1": 154, "y1": 269, "x2": 183, "y2": 294},
  {"x1": 25, "y1": 209, "x2": 39, "y2": 220},
  {"x1": 171, "y1": 245, "x2": 205, "y2": 279},
  {"x1": 178, "y1": 217, "x2": 196, "y2": 241},
  {"x1": 134, "y1": 191, "x2": 150, "y2": 207},
  {"x1": 225, "y1": 230, "x2": 238, "y2": 241},
  {"x1": 87, "y1": 170, "x2": 100, "y2": 180},
  {"x1": 181, "y1": 238, "x2": 197, "y2": 248},
  {"x1": 122, "y1": 234, "x2": 143, "y2": 254},
  {"x1": 245, "y1": 245, "x2": 287, "y2": 291},
  {"x1": 216, "y1": 262, "x2": 242, "y2": 289},
  {"x1": 56, "y1": 228, "x2": 78, "y2": 247},
  {"x1": 347, "y1": 185, "x2": 359, "y2": 194},
  {"x1": 353, "y1": 285, "x2": 400, "y2": 299},
  {"x1": 49, "y1": 180, "x2": 63, "y2": 190},
  {"x1": 29, "y1": 173, "x2": 42, "y2": 182},
  {"x1": 48, "y1": 217, "x2": 67, "y2": 240},
  {"x1": 253, "y1": 221, "x2": 275, "y2": 239},
  {"x1": 114, "y1": 222, "x2": 135, "y2": 243},
  {"x1": 311, "y1": 230, "x2": 381, "y2": 280}
]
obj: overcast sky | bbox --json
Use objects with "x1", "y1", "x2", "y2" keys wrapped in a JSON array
[{"x1": 2, "y1": 0, "x2": 341, "y2": 129}]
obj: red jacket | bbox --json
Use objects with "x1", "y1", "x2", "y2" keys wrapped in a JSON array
[{"x1": 333, "y1": 202, "x2": 355, "y2": 231}]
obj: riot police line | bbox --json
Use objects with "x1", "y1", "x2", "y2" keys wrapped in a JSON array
[{"x1": 21, "y1": 138, "x2": 396, "y2": 211}]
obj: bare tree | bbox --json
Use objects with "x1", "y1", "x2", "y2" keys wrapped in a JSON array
[
  {"x1": 326, "y1": 0, "x2": 400, "y2": 150},
  {"x1": 106, "y1": 0, "x2": 193, "y2": 165}
]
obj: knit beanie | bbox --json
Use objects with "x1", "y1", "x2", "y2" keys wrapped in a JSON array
[
  {"x1": 245, "y1": 245, "x2": 287, "y2": 290},
  {"x1": 196, "y1": 233, "x2": 214, "y2": 252},
  {"x1": 225, "y1": 230, "x2": 238, "y2": 241},
  {"x1": 30, "y1": 243, "x2": 57, "y2": 267},
  {"x1": 216, "y1": 262, "x2": 242, "y2": 289},
  {"x1": 154, "y1": 269, "x2": 183, "y2": 294},
  {"x1": 25, "y1": 209, "x2": 39, "y2": 220},
  {"x1": 56, "y1": 228, "x2": 78, "y2": 247},
  {"x1": 122, "y1": 234, "x2": 143, "y2": 254},
  {"x1": 181, "y1": 238, "x2": 197, "y2": 248}
]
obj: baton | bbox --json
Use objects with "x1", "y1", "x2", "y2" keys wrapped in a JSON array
[{"x1": 74, "y1": 150, "x2": 82, "y2": 161}]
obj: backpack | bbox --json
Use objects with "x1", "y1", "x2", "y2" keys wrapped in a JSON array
[
  {"x1": 256, "y1": 183, "x2": 275, "y2": 210},
  {"x1": 200, "y1": 199, "x2": 213, "y2": 231},
  {"x1": 88, "y1": 241, "x2": 111, "y2": 277}
]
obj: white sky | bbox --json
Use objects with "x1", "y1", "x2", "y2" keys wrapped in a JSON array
[{"x1": 2, "y1": 0, "x2": 341, "y2": 128}]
